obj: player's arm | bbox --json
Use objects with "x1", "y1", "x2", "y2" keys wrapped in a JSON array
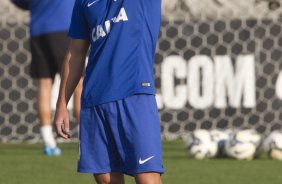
[
  {"x1": 10, "y1": 0, "x2": 29, "y2": 10},
  {"x1": 54, "y1": 39, "x2": 89, "y2": 139}
]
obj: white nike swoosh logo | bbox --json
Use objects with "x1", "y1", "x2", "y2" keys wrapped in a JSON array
[
  {"x1": 139, "y1": 156, "x2": 154, "y2": 164},
  {"x1": 88, "y1": 0, "x2": 100, "y2": 7}
]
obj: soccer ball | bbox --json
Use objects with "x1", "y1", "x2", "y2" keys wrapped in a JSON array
[
  {"x1": 210, "y1": 129, "x2": 230, "y2": 157},
  {"x1": 224, "y1": 129, "x2": 262, "y2": 160},
  {"x1": 263, "y1": 131, "x2": 282, "y2": 160},
  {"x1": 185, "y1": 129, "x2": 218, "y2": 160}
]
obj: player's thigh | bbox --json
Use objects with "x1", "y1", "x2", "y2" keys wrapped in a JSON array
[
  {"x1": 134, "y1": 172, "x2": 162, "y2": 184},
  {"x1": 93, "y1": 172, "x2": 125, "y2": 184},
  {"x1": 78, "y1": 106, "x2": 122, "y2": 174},
  {"x1": 114, "y1": 94, "x2": 164, "y2": 175}
]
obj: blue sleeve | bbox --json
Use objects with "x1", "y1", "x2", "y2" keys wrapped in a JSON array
[
  {"x1": 68, "y1": 0, "x2": 90, "y2": 40},
  {"x1": 10, "y1": 0, "x2": 29, "y2": 10}
]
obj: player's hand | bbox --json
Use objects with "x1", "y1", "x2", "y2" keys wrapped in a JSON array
[{"x1": 54, "y1": 106, "x2": 70, "y2": 139}]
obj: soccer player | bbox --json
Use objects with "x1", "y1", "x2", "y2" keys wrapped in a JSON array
[
  {"x1": 10, "y1": 0, "x2": 83, "y2": 156},
  {"x1": 54, "y1": 0, "x2": 163, "y2": 183}
]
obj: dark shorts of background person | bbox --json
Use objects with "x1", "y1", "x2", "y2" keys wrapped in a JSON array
[{"x1": 30, "y1": 31, "x2": 70, "y2": 80}]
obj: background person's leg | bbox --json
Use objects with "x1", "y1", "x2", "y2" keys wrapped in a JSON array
[
  {"x1": 30, "y1": 33, "x2": 68, "y2": 155},
  {"x1": 134, "y1": 172, "x2": 162, "y2": 184},
  {"x1": 38, "y1": 78, "x2": 61, "y2": 155},
  {"x1": 93, "y1": 172, "x2": 125, "y2": 184},
  {"x1": 37, "y1": 78, "x2": 52, "y2": 127}
]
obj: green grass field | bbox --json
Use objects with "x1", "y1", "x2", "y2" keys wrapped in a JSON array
[{"x1": 1, "y1": 140, "x2": 282, "y2": 184}]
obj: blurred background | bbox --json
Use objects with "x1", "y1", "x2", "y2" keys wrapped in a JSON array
[
  {"x1": 1, "y1": 0, "x2": 282, "y2": 142},
  {"x1": 1, "y1": 0, "x2": 282, "y2": 184}
]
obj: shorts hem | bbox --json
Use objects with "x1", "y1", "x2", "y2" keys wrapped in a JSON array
[
  {"x1": 30, "y1": 75, "x2": 55, "y2": 79},
  {"x1": 77, "y1": 168, "x2": 164, "y2": 176}
]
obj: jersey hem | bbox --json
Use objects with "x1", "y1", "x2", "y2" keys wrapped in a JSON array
[{"x1": 81, "y1": 89, "x2": 155, "y2": 107}]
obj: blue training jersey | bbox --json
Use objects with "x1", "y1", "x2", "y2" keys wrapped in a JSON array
[
  {"x1": 69, "y1": 0, "x2": 161, "y2": 106},
  {"x1": 11, "y1": 0, "x2": 75, "y2": 36}
]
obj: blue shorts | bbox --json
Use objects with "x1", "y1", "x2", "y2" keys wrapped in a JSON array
[{"x1": 78, "y1": 94, "x2": 164, "y2": 175}]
